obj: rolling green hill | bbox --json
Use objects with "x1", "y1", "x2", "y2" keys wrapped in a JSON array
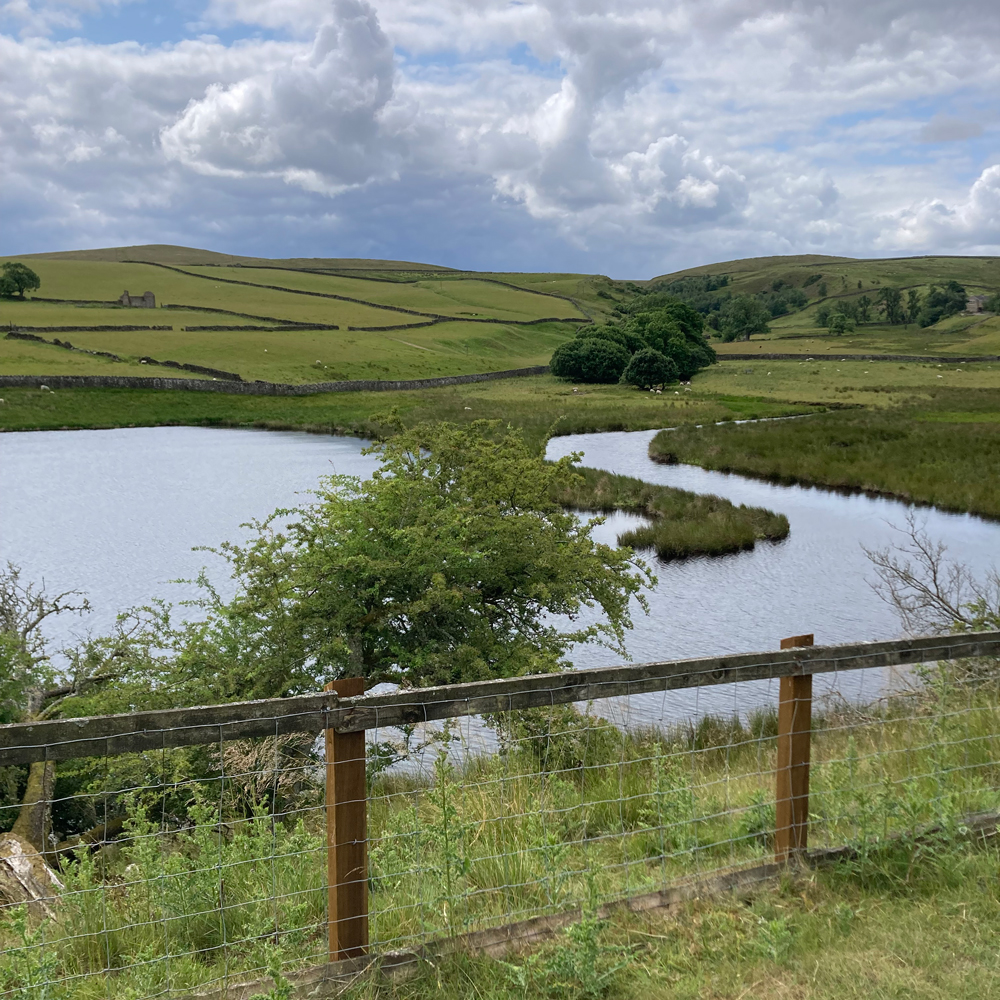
[
  {"x1": 644, "y1": 254, "x2": 1000, "y2": 358},
  {"x1": 0, "y1": 246, "x2": 622, "y2": 383}
]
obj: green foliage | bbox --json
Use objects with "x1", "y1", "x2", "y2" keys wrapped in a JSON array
[
  {"x1": 919, "y1": 280, "x2": 967, "y2": 326},
  {"x1": 803, "y1": 273, "x2": 824, "y2": 287},
  {"x1": 207, "y1": 420, "x2": 653, "y2": 687},
  {"x1": 828, "y1": 312, "x2": 854, "y2": 335},
  {"x1": 719, "y1": 295, "x2": 771, "y2": 342},
  {"x1": 551, "y1": 297, "x2": 715, "y2": 384},
  {"x1": 0, "y1": 262, "x2": 40, "y2": 299},
  {"x1": 877, "y1": 286, "x2": 905, "y2": 324},
  {"x1": 620, "y1": 348, "x2": 678, "y2": 390},
  {"x1": 550, "y1": 338, "x2": 631, "y2": 383},
  {"x1": 551, "y1": 466, "x2": 788, "y2": 559},
  {"x1": 985, "y1": 293, "x2": 1000, "y2": 312},
  {"x1": 495, "y1": 705, "x2": 621, "y2": 777},
  {"x1": 500, "y1": 913, "x2": 634, "y2": 999},
  {"x1": 817, "y1": 281, "x2": 828, "y2": 297}
]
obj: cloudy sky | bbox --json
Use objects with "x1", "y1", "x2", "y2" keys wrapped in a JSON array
[{"x1": 2, "y1": 0, "x2": 999, "y2": 276}]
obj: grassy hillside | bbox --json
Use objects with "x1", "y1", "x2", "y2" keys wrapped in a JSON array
[
  {"x1": 1, "y1": 247, "x2": 616, "y2": 383},
  {"x1": 644, "y1": 254, "x2": 1000, "y2": 358}
]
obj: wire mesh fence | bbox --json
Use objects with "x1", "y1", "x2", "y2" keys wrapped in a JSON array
[{"x1": 1, "y1": 632, "x2": 999, "y2": 999}]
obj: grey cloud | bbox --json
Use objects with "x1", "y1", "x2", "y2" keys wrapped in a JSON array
[{"x1": 919, "y1": 116, "x2": 983, "y2": 143}]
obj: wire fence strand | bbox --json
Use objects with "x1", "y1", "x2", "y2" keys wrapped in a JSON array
[{"x1": 1, "y1": 633, "x2": 999, "y2": 999}]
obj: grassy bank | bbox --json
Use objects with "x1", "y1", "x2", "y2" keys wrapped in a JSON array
[
  {"x1": 3, "y1": 661, "x2": 997, "y2": 1000},
  {"x1": 555, "y1": 467, "x2": 789, "y2": 559},
  {"x1": 650, "y1": 386, "x2": 1000, "y2": 518},
  {"x1": 0, "y1": 377, "x2": 820, "y2": 449}
]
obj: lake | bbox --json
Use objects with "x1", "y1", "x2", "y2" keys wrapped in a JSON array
[{"x1": 3, "y1": 425, "x2": 998, "y2": 733}]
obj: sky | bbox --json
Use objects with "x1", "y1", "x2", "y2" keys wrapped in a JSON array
[{"x1": 1, "y1": 0, "x2": 999, "y2": 277}]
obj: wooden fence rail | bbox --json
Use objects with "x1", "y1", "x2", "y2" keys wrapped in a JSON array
[
  {"x1": 2, "y1": 629, "x2": 999, "y2": 963},
  {"x1": 1, "y1": 631, "x2": 999, "y2": 766}
]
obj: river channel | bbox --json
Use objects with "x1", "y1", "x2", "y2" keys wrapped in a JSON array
[{"x1": 2, "y1": 425, "x2": 999, "y2": 735}]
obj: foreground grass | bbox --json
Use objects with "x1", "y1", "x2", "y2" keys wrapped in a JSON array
[
  {"x1": 350, "y1": 844, "x2": 1000, "y2": 1000},
  {"x1": 651, "y1": 386, "x2": 1000, "y2": 518},
  {"x1": 3, "y1": 664, "x2": 997, "y2": 1000}
]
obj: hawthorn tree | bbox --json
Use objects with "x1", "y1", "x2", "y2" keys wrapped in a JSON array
[
  {"x1": 208, "y1": 420, "x2": 654, "y2": 688},
  {"x1": 621, "y1": 348, "x2": 679, "y2": 389}
]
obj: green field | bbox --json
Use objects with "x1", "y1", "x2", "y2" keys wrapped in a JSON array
[{"x1": 0, "y1": 246, "x2": 615, "y2": 384}]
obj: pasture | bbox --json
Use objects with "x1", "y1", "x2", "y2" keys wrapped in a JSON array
[{"x1": 0, "y1": 247, "x2": 604, "y2": 383}]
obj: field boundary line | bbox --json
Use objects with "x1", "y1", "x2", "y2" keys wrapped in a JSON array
[
  {"x1": 719, "y1": 352, "x2": 1000, "y2": 362},
  {"x1": 0, "y1": 365, "x2": 551, "y2": 396}
]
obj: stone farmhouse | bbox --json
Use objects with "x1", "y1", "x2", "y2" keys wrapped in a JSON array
[
  {"x1": 119, "y1": 290, "x2": 155, "y2": 308},
  {"x1": 966, "y1": 294, "x2": 989, "y2": 313}
]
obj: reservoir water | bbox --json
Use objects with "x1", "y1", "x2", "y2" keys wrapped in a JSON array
[{"x1": 2, "y1": 425, "x2": 998, "y2": 735}]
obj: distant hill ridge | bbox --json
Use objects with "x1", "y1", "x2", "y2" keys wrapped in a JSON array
[{"x1": 18, "y1": 244, "x2": 457, "y2": 273}]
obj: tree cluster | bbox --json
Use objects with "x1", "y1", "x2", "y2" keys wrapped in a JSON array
[
  {"x1": 0, "y1": 262, "x2": 41, "y2": 299},
  {"x1": 815, "y1": 285, "x2": 931, "y2": 331},
  {"x1": 550, "y1": 297, "x2": 716, "y2": 384},
  {"x1": 918, "y1": 281, "x2": 967, "y2": 327}
]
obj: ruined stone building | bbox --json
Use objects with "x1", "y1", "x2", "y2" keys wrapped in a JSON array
[{"x1": 119, "y1": 290, "x2": 156, "y2": 308}]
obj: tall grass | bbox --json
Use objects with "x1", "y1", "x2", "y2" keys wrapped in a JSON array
[
  {"x1": 555, "y1": 467, "x2": 788, "y2": 558},
  {"x1": 651, "y1": 387, "x2": 1000, "y2": 517},
  {"x1": 3, "y1": 660, "x2": 997, "y2": 1000}
]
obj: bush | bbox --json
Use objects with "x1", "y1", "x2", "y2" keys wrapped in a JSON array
[
  {"x1": 828, "y1": 312, "x2": 854, "y2": 335},
  {"x1": 621, "y1": 348, "x2": 679, "y2": 389},
  {"x1": 550, "y1": 338, "x2": 630, "y2": 383}
]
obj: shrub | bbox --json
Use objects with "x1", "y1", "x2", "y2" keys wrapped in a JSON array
[
  {"x1": 550, "y1": 338, "x2": 630, "y2": 383},
  {"x1": 828, "y1": 312, "x2": 854, "y2": 335},
  {"x1": 621, "y1": 348, "x2": 679, "y2": 389}
]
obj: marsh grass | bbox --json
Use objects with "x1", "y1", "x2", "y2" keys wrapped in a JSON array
[
  {"x1": 651, "y1": 387, "x2": 1000, "y2": 517},
  {"x1": 555, "y1": 467, "x2": 789, "y2": 559},
  {"x1": 3, "y1": 661, "x2": 997, "y2": 1000}
]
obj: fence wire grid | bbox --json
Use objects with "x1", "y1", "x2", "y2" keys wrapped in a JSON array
[{"x1": 2, "y1": 635, "x2": 999, "y2": 1000}]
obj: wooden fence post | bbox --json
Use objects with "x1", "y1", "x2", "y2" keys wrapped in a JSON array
[
  {"x1": 324, "y1": 679, "x2": 368, "y2": 961},
  {"x1": 775, "y1": 634, "x2": 814, "y2": 863}
]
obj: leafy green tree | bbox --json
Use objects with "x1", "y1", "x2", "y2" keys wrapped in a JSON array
[
  {"x1": 815, "y1": 305, "x2": 831, "y2": 328},
  {"x1": 719, "y1": 295, "x2": 771, "y2": 342},
  {"x1": 817, "y1": 282, "x2": 827, "y2": 297},
  {"x1": 877, "y1": 287, "x2": 905, "y2": 324},
  {"x1": 906, "y1": 289, "x2": 921, "y2": 325},
  {"x1": 985, "y1": 293, "x2": 1000, "y2": 313},
  {"x1": 828, "y1": 312, "x2": 854, "y2": 335},
  {"x1": 0, "y1": 262, "x2": 41, "y2": 299},
  {"x1": 857, "y1": 295, "x2": 872, "y2": 324},
  {"x1": 621, "y1": 348, "x2": 679, "y2": 389},
  {"x1": 575, "y1": 324, "x2": 645, "y2": 354},
  {"x1": 918, "y1": 281, "x2": 966, "y2": 327},
  {"x1": 550, "y1": 338, "x2": 630, "y2": 383},
  {"x1": 207, "y1": 421, "x2": 653, "y2": 688}
]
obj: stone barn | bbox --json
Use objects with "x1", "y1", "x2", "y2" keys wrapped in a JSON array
[{"x1": 119, "y1": 290, "x2": 156, "y2": 308}]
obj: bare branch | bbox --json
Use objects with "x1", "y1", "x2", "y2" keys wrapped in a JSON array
[{"x1": 863, "y1": 512, "x2": 1000, "y2": 634}]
